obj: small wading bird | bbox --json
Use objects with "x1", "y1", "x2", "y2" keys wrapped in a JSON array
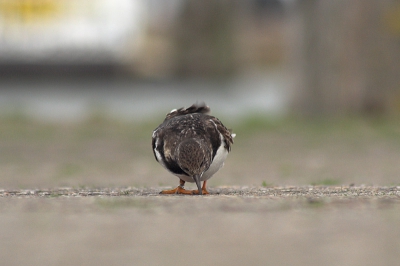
[{"x1": 152, "y1": 102, "x2": 234, "y2": 195}]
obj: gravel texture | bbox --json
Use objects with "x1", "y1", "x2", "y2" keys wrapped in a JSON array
[{"x1": 2, "y1": 186, "x2": 400, "y2": 199}]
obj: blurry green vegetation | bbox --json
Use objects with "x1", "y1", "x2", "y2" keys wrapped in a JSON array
[
  {"x1": 229, "y1": 113, "x2": 400, "y2": 187},
  {"x1": 0, "y1": 111, "x2": 156, "y2": 188},
  {"x1": 1, "y1": 111, "x2": 400, "y2": 188},
  {"x1": 0, "y1": 111, "x2": 58, "y2": 141},
  {"x1": 2, "y1": 112, "x2": 399, "y2": 145},
  {"x1": 261, "y1": 181, "x2": 273, "y2": 187},
  {"x1": 233, "y1": 113, "x2": 400, "y2": 142},
  {"x1": 311, "y1": 178, "x2": 341, "y2": 186},
  {"x1": 0, "y1": 111, "x2": 154, "y2": 144},
  {"x1": 55, "y1": 163, "x2": 83, "y2": 179},
  {"x1": 234, "y1": 114, "x2": 400, "y2": 135}
]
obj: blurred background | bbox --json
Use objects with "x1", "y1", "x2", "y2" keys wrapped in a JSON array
[{"x1": 1, "y1": 0, "x2": 400, "y2": 189}]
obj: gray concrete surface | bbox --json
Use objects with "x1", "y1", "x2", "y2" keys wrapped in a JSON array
[{"x1": 1, "y1": 186, "x2": 400, "y2": 266}]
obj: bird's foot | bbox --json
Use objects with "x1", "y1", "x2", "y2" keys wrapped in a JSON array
[
  {"x1": 192, "y1": 188, "x2": 210, "y2": 195},
  {"x1": 159, "y1": 186, "x2": 194, "y2": 195}
]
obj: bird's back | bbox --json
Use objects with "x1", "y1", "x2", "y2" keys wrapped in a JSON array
[{"x1": 152, "y1": 103, "x2": 234, "y2": 181}]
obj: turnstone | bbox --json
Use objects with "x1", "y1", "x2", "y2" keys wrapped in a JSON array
[{"x1": 152, "y1": 102, "x2": 234, "y2": 195}]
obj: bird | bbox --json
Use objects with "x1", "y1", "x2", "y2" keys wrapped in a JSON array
[{"x1": 152, "y1": 102, "x2": 234, "y2": 195}]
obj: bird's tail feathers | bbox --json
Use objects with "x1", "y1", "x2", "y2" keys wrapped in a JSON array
[{"x1": 165, "y1": 102, "x2": 210, "y2": 120}]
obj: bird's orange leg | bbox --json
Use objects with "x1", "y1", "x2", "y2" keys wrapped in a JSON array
[
  {"x1": 193, "y1": 180, "x2": 210, "y2": 195},
  {"x1": 160, "y1": 179, "x2": 194, "y2": 195}
]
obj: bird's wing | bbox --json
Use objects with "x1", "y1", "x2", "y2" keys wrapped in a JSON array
[{"x1": 205, "y1": 115, "x2": 234, "y2": 154}]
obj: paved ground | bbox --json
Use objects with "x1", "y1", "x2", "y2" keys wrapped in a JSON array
[
  {"x1": 1, "y1": 114, "x2": 400, "y2": 265},
  {"x1": 1, "y1": 186, "x2": 400, "y2": 266}
]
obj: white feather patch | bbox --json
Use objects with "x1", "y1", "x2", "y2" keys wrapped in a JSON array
[
  {"x1": 153, "y1": 137, "x2": 166, "y2": 168},
  {"x1": 201, "y1": 132, "x2": 228, "y2": 181}
]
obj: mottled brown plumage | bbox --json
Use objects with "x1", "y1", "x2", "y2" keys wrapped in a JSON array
[{"x1": 152, "y1": 102, "x2": 234, "y2": 195}]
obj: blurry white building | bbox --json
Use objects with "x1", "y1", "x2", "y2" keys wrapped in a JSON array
[{"x1": 0, "y1": 0, "x2": 145, "y2": 65}]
